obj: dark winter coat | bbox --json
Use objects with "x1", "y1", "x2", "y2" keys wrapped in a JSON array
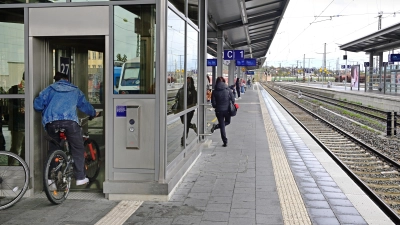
[{"x1": 211, "y1": 82, "x2": 235, "y2": 112}]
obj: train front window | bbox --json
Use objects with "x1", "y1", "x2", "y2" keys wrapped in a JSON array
[{"x1": 121, "y1": 64, "x2": 140, "y2": 86}]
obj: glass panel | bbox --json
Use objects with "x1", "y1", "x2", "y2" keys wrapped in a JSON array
[
  {"x1": 188, "y1": 0, "x2": 198, "y2": 26},
  {"x1": 185, "y1": 25, "x2": 198, "y2": 145},
  {"x1": 167, "y1": 9, "x2": 185, "y2": 115},
  {"x1": 169, "y1": 0, "x2": 185, "y2": 16},
  {"x1": 114, "y1": 5, "x2": 156, "y2": 94},
  {"x1": 0, "y1": 9, "x2": 24, "y2": 94},
  {"x1": 28, "y1": 0, "x2": 66, "y2": 3},
  {"x1": 0, "y1": 98, "x2": 25, "y2": 162},
  {"x1": 88, "y1": 50, "x2": 104, "y2": 104},
  {"x1": 167, "y1": 118, "x2": 184, "y2": 165}
]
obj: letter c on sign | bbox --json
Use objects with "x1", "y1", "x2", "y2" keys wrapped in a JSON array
[{"x1": 228, "y1": 51, "x2": 233, "y2": 59}]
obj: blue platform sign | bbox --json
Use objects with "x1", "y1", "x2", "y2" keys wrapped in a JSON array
[
  {"x1": 207, "y1": 59, "x2": 217, "y2": 66},
  {"x1": 235, "y1": 59, "x2": 245, "y2": 66},
  {"x1": 116, "y1": 105, "x2": 127, "y2": 117},
  {"x1": 223, "y1": 50, "x2": 234, "y2": 60},
  {"x1": 246, "y1": 71, "x2": 255, "y2": 75},
  {"x1": 364, "y1": 62, "x2": 370, "y2": 67},
  {"x1": 245, "y1": 58, "x2": 257, "y2": 66},
  {"x1": 234, "y1": 50, "x2": 244, "y2": 60},
  {"x1": 389, "y1": 54, "x2": 400, "y2": 62}
]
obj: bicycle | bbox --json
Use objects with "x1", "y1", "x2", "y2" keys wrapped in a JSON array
[
  {"x1": 43, "y1": 113, "x2": 102, "y2": 204},
  {"x1": 0, "y1": 151, "x2": 30, "y2": 210}
]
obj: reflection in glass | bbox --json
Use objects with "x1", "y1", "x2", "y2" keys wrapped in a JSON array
[
  {"x1": 185, "y1": 110, "x2": 197, "y2": 146},
  {"x1": 0, "y1": 98, "x2": 24, "y2": 164},
  {"x1": 114, "y1": 5, "x2": 156, "y2": 94},
  {"x1": 169, "y1": 0, "x2": 185, "y2": 16},
  {"x1": 180, "y1": 77, "x2": 197, "y2": 145},
  {"x1": 88, "y1": 50, "x2": 104, "y2": 104},
  {"x1": 0, "y1": 9, "x2": 24, "y2": 94},
  {"x1": 28, "y1": 0, "x2": 66, "y2": 2},
  {"x1": 188, "y1": 0, "x2": 199, "y2": 26},
  {"x1": 167, "y1": 9, "x2": 185, "y2": 115},
  {"x1": 167, "y1": 118, "x2": 184, "y2": 165}
]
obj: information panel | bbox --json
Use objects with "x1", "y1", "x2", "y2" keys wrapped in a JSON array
[
  {"x1": 236, "y1": 59, "x2": 245, "y2": 66},
  {"x1": 245, "y1": 58, "x2": 257, "y2": 66},
  {"x1": 207, "y1": 59, "x2": 217, "y2": 66}
]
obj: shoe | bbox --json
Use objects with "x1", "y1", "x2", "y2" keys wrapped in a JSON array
[
  {"x1": 223, "y1": 143, "x2": 227, "y2": 147},
  {"x1": 211, "y1": 124, "x2": 217, "y2": 133},
  {"x1": 76, "y1": 177, "x2": 89, "y2": 186},
  {"x1": 48, "y1": 179, "x2": 57, "y2": 191},
  {"x1": 238, "y1": 97, "x2": 241, "y2": 99},
  {"x1": 190, "y1": 123, "x2": 198, "y2": 135}
]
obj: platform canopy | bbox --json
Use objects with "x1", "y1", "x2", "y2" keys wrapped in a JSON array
[
  {"x1": 206, "y1": 0, "x2": 290, "y2": 69},
  {"x1": 339, "y1": 22, "x2": 400, "y2": 54}
]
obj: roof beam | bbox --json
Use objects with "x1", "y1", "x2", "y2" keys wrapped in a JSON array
[
  {"x1": 246, "y1": 0, "x2": 282, "y2": 11},
  {"x1": 218, "y1": 11, "x2": 281, "y2": 31}
]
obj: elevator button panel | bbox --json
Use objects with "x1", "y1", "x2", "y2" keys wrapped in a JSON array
[{"x1": 126, "y1": 106, "x2": 140, "y2": 149}]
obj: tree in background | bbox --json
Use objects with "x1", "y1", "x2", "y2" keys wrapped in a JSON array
[{"x1": 116, "y1": 53, "x2": 128, "y2": 62}]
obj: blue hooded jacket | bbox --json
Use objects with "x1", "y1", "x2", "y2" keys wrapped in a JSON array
[{"x1": 33, "y1": 80, "x2": 96, "y2": 128}]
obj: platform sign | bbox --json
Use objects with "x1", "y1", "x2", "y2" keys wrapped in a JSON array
[
  {"x1": 341, "y1": 65, "x2": 351, "y2": 69},
  {"x1": 389, "y1": 54, "x2": 400, "y2": 62},
  {"x1": 246, "y1": 71, "x2": 255, "y2": 75},
  {"x1": 234, "y1": 50, "x2": 244, "y2": 60},
  {"x1": 207, "y1": 59, "x2": 217, "y2": 66},
  {"x1": 245, "y1": 58, "x2": 257, "y2": 66},
  {"x1": 236, "y1": 59, "x2": 245, "y2": 66},
  {"x1": 364, "y1": 62, "x2": 370, "y2": 67},
  {"x1": 223, "y1": 50, "x2": 234, "y2": 60}
]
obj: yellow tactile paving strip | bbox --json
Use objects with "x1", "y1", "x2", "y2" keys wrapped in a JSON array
[{"x1": 257, "y1": 84, "x2": 312, "y2": 225}]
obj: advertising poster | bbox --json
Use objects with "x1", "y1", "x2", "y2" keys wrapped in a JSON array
[{"x1": 351, "y1": 65, "x2": 360, "y2": 89}]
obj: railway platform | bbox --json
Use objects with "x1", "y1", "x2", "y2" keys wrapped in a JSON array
[{"x1": 0, "y1": 83, "x2": 395, "y2": 225}]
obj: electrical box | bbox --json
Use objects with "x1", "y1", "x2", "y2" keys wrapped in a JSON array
[{"x1": 126, "y1": 106, "x2": 140, "y2": 149}]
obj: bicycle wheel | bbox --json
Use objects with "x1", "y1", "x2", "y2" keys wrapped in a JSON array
[
  {"x1": 0, "y1": 151, "x2": 29, "y2": 210},
  {"x1": 84, "y1": 139, "x2": 101, "y2": 181},
  {"x1": 43, "y1": 150, "x2": 71, "y2": 205}
]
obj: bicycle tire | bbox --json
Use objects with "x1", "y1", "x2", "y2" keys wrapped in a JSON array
[
  {"x1": 43, "y1": 150, "x2": 71, "y2": 205},
  {"x1": 84, "y1": 139, "x2": 101, "y2": 182},
  {"x1": 0, "y1": 151, "x2": 30, "y2": 210}
]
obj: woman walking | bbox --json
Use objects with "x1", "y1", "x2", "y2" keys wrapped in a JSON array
[{"x1": 210, "y1": 77, "x2": 235, "y2": 147}]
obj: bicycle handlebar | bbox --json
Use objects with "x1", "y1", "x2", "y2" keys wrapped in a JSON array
[{"x1": 79, "y1": 111, "x2": 103, "y2": 126}]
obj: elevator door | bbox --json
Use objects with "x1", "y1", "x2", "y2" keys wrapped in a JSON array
[{"x1": 38, "y1": 36, "x2": 106, "y2": 192}]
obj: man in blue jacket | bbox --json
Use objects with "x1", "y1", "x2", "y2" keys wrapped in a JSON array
[{"x1": 34, "y1": 72, "x2": 97, "y2": 186}]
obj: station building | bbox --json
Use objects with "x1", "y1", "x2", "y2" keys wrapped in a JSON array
[{"x1": 0, "y1": 0, "x2": 288, "y2": 200}]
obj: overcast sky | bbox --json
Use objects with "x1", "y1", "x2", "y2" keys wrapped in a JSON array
[{"x1": 266, "y1": 0, "x2": 400, "y2": 69}]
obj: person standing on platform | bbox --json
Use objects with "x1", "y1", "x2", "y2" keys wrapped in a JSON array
[
  {"x1": 210, "y1": 77, "x2": 235, "y2": 147},
  {"x1": 235, "y1": 77, "x2": 241, "y2": 99}
]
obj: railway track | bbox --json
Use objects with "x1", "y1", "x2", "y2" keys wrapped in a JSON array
[
  {"x1": 277, "y1": 84, "x2": 398, "y2": 125},
  {"x1": 261, "y1": 83, "x2": 400, "y2": 223}
]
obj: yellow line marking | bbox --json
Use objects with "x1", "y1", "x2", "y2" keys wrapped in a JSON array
[
  {"x1": 95, "y1": 200, "x2": 143, "y2": 225},
  {"x1": 257, "y1": 85, "x2": 312, "y2": 225},
  {"x1": 211, "y1": 118, "x2": 217, "y2": 123}
]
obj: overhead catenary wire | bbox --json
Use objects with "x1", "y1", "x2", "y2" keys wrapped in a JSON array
[
  {"x1": 273, "y1": 0, "x2": 336, "y2": 59},
  {"x1": 269, "y1": 0, "x2": 400, "y2": 68}
]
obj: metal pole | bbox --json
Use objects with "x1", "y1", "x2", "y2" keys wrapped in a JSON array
[
  {"x1": 303, "y1": 54, "x2": 305, "y2": 82},
  {"x1": 345, "y1": 51, "x2": 347, "y2": 90}
]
